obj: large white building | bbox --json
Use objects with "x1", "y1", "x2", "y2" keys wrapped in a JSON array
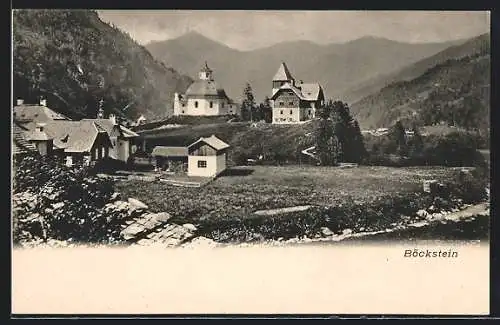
[{"x1": 173, "y1": 62, "x2": 239, "y2": 116}]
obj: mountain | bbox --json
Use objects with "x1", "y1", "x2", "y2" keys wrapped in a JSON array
[
  {"x1": 343, "y1": 33, "x2": 491, "y2": 103},
  {"x1": 13, "y1": 9, "x2": 192, "y2": 121},
  {"x1": 350, "y1": 33, "x2": 490, "y2": 130},
  {"x1": 145, "y1": 32, "x2": 465, "y2": 103}
]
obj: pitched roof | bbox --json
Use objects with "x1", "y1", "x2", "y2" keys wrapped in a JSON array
[
  {"x1": 188, "y1": 135, "x2": 230, "y2": 151},
  {"x1": 299, "y1": 83, "x2": 323, "y2": 101},
  {"x1": 44, "y1": 120, "x2": 110, "y2": 153},
  {"x1": 271, "y1": 82, "x2": 306, "y2": 100},
  {"x1": 12, "y1": 122, "x2": 37, "y2": 155},
  {"x1": 273, "y1": 62, "x2": 294, "y2": 81},
  {"x1": 271, "y1": 82, "x2": 324, "y2": 101},
  {"x1": 13, "y1": 104, "x2": 70, "y2": 123},
  {"x1": 151, "y1": 146, "x2": 188, "y2": 157},
  {"x1": 83, "y1": 119, "x2": 139, "y2": 138}
]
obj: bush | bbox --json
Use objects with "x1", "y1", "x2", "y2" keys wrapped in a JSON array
[{"x1": 12, "y1": 153, "x2": 124, "y2": 244}]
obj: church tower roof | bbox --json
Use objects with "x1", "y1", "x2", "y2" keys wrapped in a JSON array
[{"x1": 200, "y1": 61, "x2": 213, "y2": 73}]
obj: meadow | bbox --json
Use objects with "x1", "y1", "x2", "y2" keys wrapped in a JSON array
[{"x1": 115, "y1": 165, "x2": 461, "y2": 227}]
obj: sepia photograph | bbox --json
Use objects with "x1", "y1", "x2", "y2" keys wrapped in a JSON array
[{"x1": 11, "y1": 9, "x2": 491, "y2": 316}]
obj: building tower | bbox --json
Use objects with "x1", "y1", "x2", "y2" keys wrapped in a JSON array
[
  {"x1": 198, "y1": 61, "x2": 214, "y2": 81},
  {"x1": 272, "y1": 62, "x2": 295, "y2": 96}
]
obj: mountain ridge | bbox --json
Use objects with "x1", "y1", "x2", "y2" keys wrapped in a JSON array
[{"x1": 145, "y1": 31, "x2": 468, "y2": 103}]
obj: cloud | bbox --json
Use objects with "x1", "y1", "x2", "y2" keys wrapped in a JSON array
[{"x1": 97, "y1": 10, "x2": 490, "y2": 50}]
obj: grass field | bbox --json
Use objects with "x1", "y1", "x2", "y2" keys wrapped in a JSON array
[{"x1": 115, "y1": 165, "x2": 460, "y2": 225}]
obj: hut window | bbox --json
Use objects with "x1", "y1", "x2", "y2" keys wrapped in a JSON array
[
  {"x1": 198, "y1": 160, "x2": 207, "y2": 168},
  {"x1": 195, "y1": 101, "x2": 198, "y2": 108},
  {"x1": 209, "y1": 101, "x2": 213, "y2": 108}
]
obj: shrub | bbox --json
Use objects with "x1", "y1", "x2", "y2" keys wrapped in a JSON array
[{"x1": 12, "y1": 153, "x2": 124, "y2": 244}]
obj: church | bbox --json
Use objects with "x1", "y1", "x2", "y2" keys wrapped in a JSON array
[
  {"x1": 270, "y1": 62, "x2": 325, "y2": 124},
  {"x1": 173, "y1": 62, "x2": 239, "y2": 116}
]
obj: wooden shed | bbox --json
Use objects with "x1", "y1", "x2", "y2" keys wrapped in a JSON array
[{"x1": 187, "y1": 135, "x2": 230, "y2": 177}]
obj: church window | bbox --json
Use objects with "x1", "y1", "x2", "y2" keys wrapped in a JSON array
[
  {"x1": 221, "y1": 102, "x2": 225, "y2": 108},
  {"x1": 308, "y1": 110, "x2": 311, "y2": 115},
  {"x1": 280, "y1": 110, "x2": 284, "y2": 115},
  {"x1": 289, "y1": 101, "x2": 293, "y2": 106},
  {"x1": 195, "y1": 101, "x2": 198, "y2": 108},
  {"x1": 279, "y1": 101, "x2": 284, "y2": 107},
  {"x1": 210, "y1": 101, "x2": 213, "y2": 108},
  {"x1": 182, "y1": 110, "x2": 185, "y2": 114},
  {"x1": 290, "y1": 110, "x2": 293, "y2": 115},
  {"x1": 182, "y1": 103, "x2": 185, "y2": 107}
]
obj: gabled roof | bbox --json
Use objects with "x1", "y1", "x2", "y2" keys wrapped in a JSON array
[
  {"x1": 273, "y1": 62, "x2": 294, "y2": 81},
  {"x1": 44, "y1": 120, "x2": 110, "y2": 153},
  {"x1": 12, "y1": 122, "x2": 37, "y2": 155},
  {"x1": 151, "y1": 146, "x2": 188, "y2": 157},
  {"x1": 188, "y1": 135, "x2": 230, "y2": 151},
  {"x1": 13, "y1": 104, "x2": 70, "y2": 123},
  {"x1": 271, "y1": 82, "x2": 324, "y2": 101},
  {"x1": 271, "y1": 82, "x2": 306, "y2": 100},
  {"x1": 298, "y1": 83, "x2": 323, "y2": 101},
  {"x1": 83, "y1": 119, "x2": 139, "y2": 138}
]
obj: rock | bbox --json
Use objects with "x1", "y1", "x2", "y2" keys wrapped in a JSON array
[
  {"x1": 128, "y1": 198, "x2": 148, "y2": 210},
  {"x1": 416, "y1": 209, "x2": 428, "y2": 218},
  {"x1": 183, "y1": 223, "x2": 197, "y2": 231},
  {"x1": 342, "y1": 228, "x2": 353, "y2": 235},
  {"x1": 110, "y1": 192, "x2": 120, "y2": 201},
  {"x1": 51, "y1": 202, "x2": 65, "y2": 210},
  {"x1": 321, "y1": 227, "x2": 334, "y2": 237},
  {"x1": 359, "y1": 227, "x2": 366, "y2": 231}
]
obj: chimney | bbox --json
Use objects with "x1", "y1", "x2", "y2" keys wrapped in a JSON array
[{"x1": 16, "y1": 98, "x2": 24, "y2": 106}]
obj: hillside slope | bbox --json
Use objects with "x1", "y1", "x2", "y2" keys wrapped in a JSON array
[
  {"x1": 344, "y1": 33, "x2": 490, "y2": 103},
  {"x1": 350, "y1": 46, "x2": 490, "y2": 130},
  {"x1": 13, "y1": 9, "x2": 192, "y2": 121},
  {"x1": 145, "y1": 32, "x2": 463, "y2": 103}
]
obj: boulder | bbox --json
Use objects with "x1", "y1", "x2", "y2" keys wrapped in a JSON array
[
  {"x1": 416, "y1": 209, "x2": 428, "y2": 218},
  {"x1": 342, "y1": 228, "x2": 353, "y2": 235},
  {"x1": 183, "y1": 223, "x2": 197, "y2": 232},
  {"x1": 320, "y1": 227, "x2": 334, "y2": 237},
  {"x1": 128, "y1": 198, "x2": 148, "y2": 209}
]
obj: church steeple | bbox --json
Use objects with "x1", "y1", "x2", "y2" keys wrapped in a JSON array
[{"x1": 198, "y1": 61, "x2": 214, "y2": 81}]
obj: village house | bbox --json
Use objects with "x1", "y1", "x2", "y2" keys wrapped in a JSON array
[
  {"x1": 13, "y1": 98, "x2": 139, "y2": 166},
  {"x1": 270, "y1": 62, "x2": 325, "y2": 124},
  {"x1": 187, "y1": 135, "x2": 230, "y2": 178},
  {"x1": 173, "y1": 62, "x2": 239, "y2": 116}
]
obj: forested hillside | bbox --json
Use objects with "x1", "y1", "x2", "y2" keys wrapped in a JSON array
[
  {"x1": 13, "y1": 9, "x2": 192, "y2": 121},
  {"x1": 351, "y1": 41, "x2": 490, "y2": 133}
]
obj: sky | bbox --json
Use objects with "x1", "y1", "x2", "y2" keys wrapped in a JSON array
[{"x1": 97, "y1": 10, "x2": 490, "y2": 51}]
